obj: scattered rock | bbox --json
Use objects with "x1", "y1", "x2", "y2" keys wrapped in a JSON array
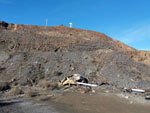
[
  {"x1": 99, "y1": 80, "x2": 109, "y2": 86},
  {"x1": 92, "y1": 90, "x2": 96, "y2": 93},
  {"x1": 145, "y1": 95, "x2": 150, "y2": 100},
  {"x1": 80, "y1": 90, "x2": 86, "y2": 94}
]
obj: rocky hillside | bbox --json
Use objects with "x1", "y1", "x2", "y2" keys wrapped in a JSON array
[{"x1": 0, "y1": 21, "x2": 150, "y2": 90}]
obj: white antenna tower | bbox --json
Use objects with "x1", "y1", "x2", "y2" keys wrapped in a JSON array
[
  {"x1": 69, "y1": 22, "x2": 72, "y2": 28},
  {"x1": 46, "y1": 19, "x2": 48, "y2": 26}
]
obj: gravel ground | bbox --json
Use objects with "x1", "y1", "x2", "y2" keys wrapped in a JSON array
[
  {"x1": 0, "y1": 98, "x2": 59, "y2": 113},
  {"x1": 0, "y1": 92, "x2": 150, "y2": 113}
]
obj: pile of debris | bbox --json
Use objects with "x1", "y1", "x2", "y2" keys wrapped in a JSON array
[
  {"x1": 58, "y1": 74, "x2": 98, "y2": 87},
  {"x1": 124, "y1": 88, "x2": 150, "y2": 100},
  {"x1": 58, "y1": 73, "x2": 150, "y2": 100}
]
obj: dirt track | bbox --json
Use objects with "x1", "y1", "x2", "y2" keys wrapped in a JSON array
[
  {"x1": 0, "y1": 98, "x2": 58, "y2": 113},
  {"x1": 0, "y1": 93, "x2": 150, "y2": 113}
]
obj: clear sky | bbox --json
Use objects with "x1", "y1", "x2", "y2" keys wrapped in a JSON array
[{"x1": 0, "y1": 0, "x2": 150, "y2": 50}]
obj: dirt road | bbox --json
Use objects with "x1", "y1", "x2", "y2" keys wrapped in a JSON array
[
  {"x1": 0, "y1": 98, "x2": 58, "y2": 113},
  {"x1": 50, "y1": 92, "x2": 150, "y2": 113},
  {"x1": 1, "y1": 93, "x2": 150, "y2": 113}
]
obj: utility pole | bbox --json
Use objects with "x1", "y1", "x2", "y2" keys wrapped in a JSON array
[
  {"x1": 69, "y1": 22, "x2": 72, "y2": 28},
  {"x1": 46, "y1": 19, "x2": 48, "y2": 26}
]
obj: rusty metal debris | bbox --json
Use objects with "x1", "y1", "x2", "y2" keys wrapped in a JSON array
[
  {"x1": 124, "y1": 88, "x2": 131, "y2": 92},
  {"x1": 125, "y1": 88, "x2": 145, "y2": 93},
  {"x1": 99, "y1": 80, "x2": 109, "y2": 86}
]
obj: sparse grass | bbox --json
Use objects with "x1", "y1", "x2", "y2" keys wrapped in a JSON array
[
  {"x1": 38, "y1": 80, "x2": 51, "y2": 88},
  {"x1": 24, "y1": 89, "x2": 39, "y2": 97},
  {"x1": 8, "y1": 86, "x2": 23, "y2": 95},
  {"x1": 49, "y1": 83, "x2": 59, "y2": 90},
  {"x1": 88, "y1": 73, "x2": 96, "y2": 82},
  {"x1": 36, "y1": 95, "x2": 53, "y2": 101},
  {"x1": 37, "y1": 79, "x2": 59, "y2": 90},
  {"x1": 0, "y1": 82, "x2": 10, "y2": 91}
]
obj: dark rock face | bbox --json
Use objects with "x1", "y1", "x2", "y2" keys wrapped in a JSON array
[
  {"x1": 0, "y1": 21, "x2": 8, "y2": 29},
  {"x1": 0, "y1": 82, "x2": 10, "y2": 91},
  {"x1": 0, "y1": 21, "x2": 150, "y2": 89}
]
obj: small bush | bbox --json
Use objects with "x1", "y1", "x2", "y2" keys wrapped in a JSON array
[
  {"x1": 8, "y1": 86, "x2": 23, "y2": 95},
  {"x1": 49, "y1": 83, "x2": 59, "y2": 90},
  {"x1": 38, "y1": 80, "x2": 59, "y2": 90},
  {"x1": 37, "y1": 80, "x2": 51, "y2": 88},
  {"x1": 24, "y1": 89, "x2": 39, "y2": 97},
  {"x1": 36, "y1": 95, "x2": 53, "y2": 101}
]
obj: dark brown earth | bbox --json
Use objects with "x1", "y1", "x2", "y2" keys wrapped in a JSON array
[{"x1": 0, "y1": 21, "x2": 150, "y2": 113}]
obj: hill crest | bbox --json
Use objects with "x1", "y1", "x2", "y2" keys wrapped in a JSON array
[{"x1": 0, "y1": 21, "x2": 135, "y2": 52}]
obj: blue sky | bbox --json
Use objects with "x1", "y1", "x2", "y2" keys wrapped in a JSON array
[{"x1": 0, "y1": 0, "x2": 150, "y2": 50}]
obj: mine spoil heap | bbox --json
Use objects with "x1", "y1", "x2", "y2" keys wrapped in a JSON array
[{"x1": 0, "y1": 21, "x2": 150, "y2": 92}]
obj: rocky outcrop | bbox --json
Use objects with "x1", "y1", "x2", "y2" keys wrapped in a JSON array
[
  {"x1": 0, "y1": 21, "x2": 8, "y2": 29},
  {"x1": 0, "y1": 21, "x2": 23, "y2": 30}
]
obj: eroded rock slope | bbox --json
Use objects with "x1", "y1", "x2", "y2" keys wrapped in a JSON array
[{"x1": 0, "y1": 21, "x2": 150, "y2": 89}]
